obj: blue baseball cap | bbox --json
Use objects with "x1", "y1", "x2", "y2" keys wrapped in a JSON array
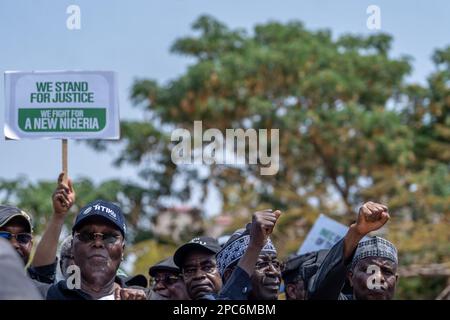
[{"x1": 72, "y1": 200, "x2": 127, "y2": 238}]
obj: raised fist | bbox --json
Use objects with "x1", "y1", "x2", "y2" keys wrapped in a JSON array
[
  {"x1": 354, "y1": 201, "x2": 390, "y2": 236},
  {"x1": 249, "y1": 209, "x2": 281, "y2": 248}
]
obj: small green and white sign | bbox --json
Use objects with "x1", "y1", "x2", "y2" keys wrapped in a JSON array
[{"x1": 4, "y1": 71, "x2": 119, "y2": 139}]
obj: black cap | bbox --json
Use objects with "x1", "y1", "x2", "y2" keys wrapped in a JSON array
[
  {"x1": 123, "y1": 274, "x2": 148, "y2": 288},
  {"x1": 173, "y1": 236, "x2": 221, "y2": 268},
  {"x1": 282, "y1": 250, "x2": 329, "y2": 284},
  {"x1": 149, "y1": 256, "x2": 180, "y2": 277},
  {"x1": 0, "y1": 205, "x2": 33, "y2": 233},
  {"x1": 72, "y1": 200, "x2": 127, "y2": 237}
]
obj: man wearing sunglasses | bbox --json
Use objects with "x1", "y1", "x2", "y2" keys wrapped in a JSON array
[
  {"x1": 148, "y1": 256, "x2": 190, "y2": 300},
  {"x1": 0, "y1": 173, "x2": 76, "y2": 286},
  {"x1": 41, "y1": 199, "x2": 145, "y2": 300},
  {"x1": 0, "y1": 205, "x2": 34, "y2": 266}
]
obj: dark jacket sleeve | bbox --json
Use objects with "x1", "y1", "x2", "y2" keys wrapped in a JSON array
[
  {"x1": 217, "y1": 265, "x2": 252, "y2": 300},
  {"x1": 27, "y1": 259, "x2": 58, "y2": 284},
  {"x1": 308, "y1": 238, "x2": 354, "y2": 300}
]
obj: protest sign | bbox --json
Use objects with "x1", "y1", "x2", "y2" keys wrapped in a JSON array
[
  {"x1": 298, "y1": 214, "x2": 349, "y2": 254},
  {"x1": 4, "y1": 70, "x2": 119, "y2": 140},
  {"x1": 4, "y1": 70, "x2": 120, "y2": 181}
]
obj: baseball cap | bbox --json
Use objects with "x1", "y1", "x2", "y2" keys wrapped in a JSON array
[
  {"x1": 72, "y1": 200, "x2": 127, "y2": 238},
  {"x1": 149, "y1": 256, "x2": 180, "y2": 277},
  {"x1": 0, "y1": 205, "x2": 33, "y2": 233},
  {"x1": 173, "y1": 236, "x2": 221, "y2": 268}
]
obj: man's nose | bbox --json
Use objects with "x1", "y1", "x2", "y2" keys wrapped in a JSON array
[
  {"x1": 375, "y1": 268, "x2": 383, "y2": 279},
  {"x1": 266, "y1": 263, "x2": 279, "y2": 274},
  {"x1": 154, "y1": 280, "x2": 166, "y2": 291},
  {"x1": 375, "y1": 269, "x2": 388, "y2": 288},
  {"x1": 92, "y1": 237, "x2": 105, "y2": 248},
  {"x1": 193, "y1": 268, "x2": 206, "y2": 280}
]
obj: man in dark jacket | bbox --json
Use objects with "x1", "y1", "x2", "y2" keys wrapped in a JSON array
[
  {"x1": 308, "y1": 201, "x2": 398, "y2": 300},
  {"x1": 40, "y1": 200, "x2": 146, "y2": 300}
]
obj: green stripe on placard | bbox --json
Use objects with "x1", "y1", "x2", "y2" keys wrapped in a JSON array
[{"x1": 18, "y1": 108, "x2": 106, "y2": 132}]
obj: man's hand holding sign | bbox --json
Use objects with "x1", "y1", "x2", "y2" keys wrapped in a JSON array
[{"x1": 5, "y1": 71, "x2": 119, "y2": 274}]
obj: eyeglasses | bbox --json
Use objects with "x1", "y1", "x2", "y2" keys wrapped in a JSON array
[
  {"x1": 0, "y1": 231, "x2": 32, "y2": 245},
  {"x1": 150, "y1": 274, "x2": 182, "y2": 287},
  {"x1": 182, "y1": 262, "x2": 218, "y2": 278},
  {"x1": 74, "y1": 231, "x2": 121, "y2": 245},
  {"x1": 255, "y1": 259, "x2": 281, "y2": 271}
]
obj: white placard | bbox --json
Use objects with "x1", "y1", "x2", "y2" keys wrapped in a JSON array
[
  {"x1": 4, "y1": 70, "x2": 119, "y2": 140},
  {"x1": 298, "y1": 214, "x2": 349, "y2": 254}
]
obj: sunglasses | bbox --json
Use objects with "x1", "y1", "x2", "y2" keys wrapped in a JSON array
[
  {"x1": 74, "y1": 231, "x2": 121, "y2": 245},
  {"x1": 0, "y1": 231, "x2": 32, "y2": 244},
  {"x1": 150, "y1": 274, "x2": 182, "y2": 287}
]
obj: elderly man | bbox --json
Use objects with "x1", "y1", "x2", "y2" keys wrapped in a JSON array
[
  {"x1": 148, "y1": 256, "x2": 190, "y2": 300},
  {"x1": 216, "y1": 209, "x2": 282, "y2": 300},
  {"x1": 309, "y1": 201, "x2": 399, "y2": 300},
  {"x1": 40, "y1": 200, "x2": 145, "y2": 300},
  {"x1": 0, "y1": 204, "x2": 58, "y2": 284},
  {"x1": 347, "y1": 236, "x2": 398, "y2": 300},
  {"x1": 173, "y1": 236, "x2": 223, "y2": 299}
]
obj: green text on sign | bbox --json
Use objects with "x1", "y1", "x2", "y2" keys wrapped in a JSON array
[{"x1": 18, "y1": 108, "x2": 106, "y2": 132}]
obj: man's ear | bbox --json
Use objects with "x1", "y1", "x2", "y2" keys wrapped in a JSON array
[
  {"x1": 285, "y1": 283, "x2": 296, "y2": 300},
  {"x1": 347, "y1": 270, "x2": 354, "y2": 287}
]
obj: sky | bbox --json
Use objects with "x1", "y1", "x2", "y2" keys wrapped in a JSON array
[{"x1": 0, "y1": 0, "x2": 449, "y2": 214}]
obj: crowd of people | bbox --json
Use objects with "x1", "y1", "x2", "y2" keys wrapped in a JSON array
[{"x1": 0, "y1": 173, "x2": 399, "y2": 300}]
